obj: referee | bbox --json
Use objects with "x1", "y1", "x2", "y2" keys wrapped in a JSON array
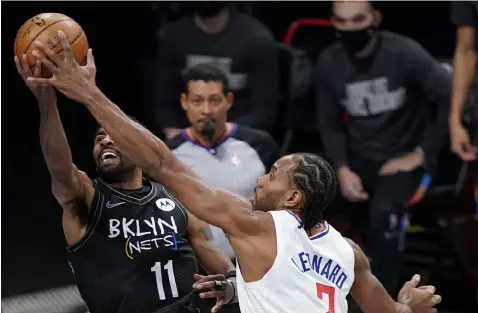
[{"x1": 167, "y1": 63, "x2": 279, "y2": 260}]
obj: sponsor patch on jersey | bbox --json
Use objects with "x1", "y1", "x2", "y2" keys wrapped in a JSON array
[{"x1": 156, "y1": 198, "x2": 176, "y2": 212}]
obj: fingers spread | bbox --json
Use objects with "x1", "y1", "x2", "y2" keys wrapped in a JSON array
[
  {"x1": 431, "y1": 295, "x2": 442, "y2": 305},
  {"x1": 211, "y1": 299, "x2": 226, "y2": 313},
  {"x1": 411, "y1": 274, "x2": 421, "y2": 286},
  {"x1": 34, "y1": 40, "x2": 60, "y2": 65},
  {"x1": 57, "y1": 31, "x2": 74, "y2": 62},
  {"x1": 33, "y1": 50, "x2": 58, "y2": 75},
  {"x1": 86, "y1": 48, "x2": 95, "y2": 67},
  {"x1": 194, "y1": 274, "x2": 225, "y2": 285},
  {"x1": 193, "y1": 274, "x2": 205, "y2": 282},
  {"x1": 418, "y1": 285, "x2": 436, "y2": 294},
  {"x1": 194, "y1": 281, "x2": 218, "y2": 291},
  {"x1": 199, "y1": 290, "x2": 224, "y2": 299},
  {"x1": 21, "y1": 54, "x2": 31, "y2": 72},
  {"x1": 14, "y1": 56, "x2": 22, "y2": 74},
  {"x1": 34, "y1": 60, "x2": 42, "y2": 77}
]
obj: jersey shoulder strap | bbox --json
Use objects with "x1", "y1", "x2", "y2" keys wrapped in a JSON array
[
  {"x1": 269, "y1": 210, "x2": 301, "y2": 232},
  {"x1": 66, "y1": 179, "x2": 105, "y2": 252}
]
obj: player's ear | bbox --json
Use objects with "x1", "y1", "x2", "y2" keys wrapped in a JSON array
[
  {"x1": 180, "y1": 93, "x2": 188, "y2": 111},
  {"x1": 283, "y1": 190, "x2": 301, "y2": 208},
  {"x1": 225, "y1": 92, "x2": 233, "y2": 111}
]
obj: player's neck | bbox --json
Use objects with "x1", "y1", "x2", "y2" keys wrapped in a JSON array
[
  {"x1": 107, "y1": 169, "x2": 143, "y2": 190},
  {"x1": 189, "y1": 123, "x2": 229, "y2": 146},
  {"x1": 194, "y1": 8, "x2": 229, "y2": 34},
  {"x1": 309, "y1": 223, "x2": 326, "y2": 237}
]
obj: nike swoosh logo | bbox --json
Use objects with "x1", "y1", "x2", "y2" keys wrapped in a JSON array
[{"x1": 106, "y1": 201, "x2": 126, "y2": 209}]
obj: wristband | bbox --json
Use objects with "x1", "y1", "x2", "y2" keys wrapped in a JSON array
[
  {"x1": 225, "y1": 270, "x2": 236, "y2": 279},
  {"x1": 226, "y1": 278, "x2": 238, "y2": 304}
]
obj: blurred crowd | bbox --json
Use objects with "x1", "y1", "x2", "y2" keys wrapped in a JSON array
[{"x1": 3, "y1": 1, "x2": 478, "y2": 313}]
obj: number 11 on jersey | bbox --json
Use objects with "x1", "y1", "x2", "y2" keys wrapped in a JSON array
[
  {"x1": 316, "y1": 282, "x2": 335, "y2": 313},
  {"x1": 151, "y1": 260, "x2": 179, "y2": 300}
]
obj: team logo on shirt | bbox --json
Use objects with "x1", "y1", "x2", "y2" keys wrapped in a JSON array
[
  {"x1": 156, "y1": 198, "x2": 176, "y2": 212},
  {"x1": 231, "y1": 153, "x2": 241, "y2": 167},
  {"x1": 108, "y1": 216, "x2": 181, "y2": 259},
  {"x1": 342, "y1": 77, "x2": 406, "y2": 117}
]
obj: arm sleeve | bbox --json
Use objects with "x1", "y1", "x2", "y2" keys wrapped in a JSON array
[
  {"x1": 451, "y1": 1, "x2": 478, "y2": 27},
  {"x1": 405, "y1": 40, "x2": 451, "y2": 170},
  {"x1": 155, "y1": 29, "x2": 184, "y2": 130},
  {"x1": 315, "y1": 54, "x2": 348, "y2": 169},
  {"x1": 235, "y1": 37, "x2": 279, "y2": 130}
]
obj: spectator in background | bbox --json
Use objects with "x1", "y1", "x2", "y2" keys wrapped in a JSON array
[
  {"x1": 450, "y1": 1, "x2": 478, "y2": 161},
  {"x1": 316, "y1": 0, "x2": 450, "y2": 295},
  {"x1": 157, "y1": 2, "x2": 279, "y2": 140},
  {"x1": 167, "y1": 64, "x2": 280, "y2": 259}
]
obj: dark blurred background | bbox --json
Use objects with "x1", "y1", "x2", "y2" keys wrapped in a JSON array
[{"x1": 1, "y1": 1, "x2": 475, "y2": 313}]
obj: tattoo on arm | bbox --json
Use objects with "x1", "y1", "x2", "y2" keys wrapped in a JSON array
[{"x1": 198, "y1": 226, "x2": 217, "y2": 253}]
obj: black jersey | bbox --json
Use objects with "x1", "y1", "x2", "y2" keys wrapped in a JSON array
[{"x1": 67, "y1": 178, "x2": 198, "y2": 313}]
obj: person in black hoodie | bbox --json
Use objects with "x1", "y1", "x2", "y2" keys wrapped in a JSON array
[
  {"x1": 316, "y1": 0, "x2": 450, "y2": 295},
  {"x1": 156, "y1": 2, "x2": 279, "y2": 140}
]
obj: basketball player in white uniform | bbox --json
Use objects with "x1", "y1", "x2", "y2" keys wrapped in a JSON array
[{"x1": 30, "y1": 32, "x2": 442, "y2": 313}]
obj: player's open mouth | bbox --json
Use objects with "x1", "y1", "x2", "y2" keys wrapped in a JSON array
[{"x1": 100, "y1": 150, "x2": 118, "y2": 161}]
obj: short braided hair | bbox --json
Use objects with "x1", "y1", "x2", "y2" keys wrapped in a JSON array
[{"x1": 290, "y1": 153, "x2": 338, "y2": 231}]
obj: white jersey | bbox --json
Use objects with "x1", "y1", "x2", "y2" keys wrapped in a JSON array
[{"x1": 236, "y1": 210, "x2": 355, "y2": 313}]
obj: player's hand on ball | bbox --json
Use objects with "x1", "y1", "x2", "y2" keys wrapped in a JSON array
[
  {"x1": 14, "y1": 55, "x2": 56, "y2": 105},
  {"x1": 27, "y1": 30, "x2": 97, "y2": 104},
  {"x1": 397, "y1": 274, "x2": 442, "y2": 313},
  {"x1": 193, "y1": 273, "x2": 234, "y2": 313}
]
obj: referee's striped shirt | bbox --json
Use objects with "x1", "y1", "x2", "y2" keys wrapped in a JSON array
[{"x1": 167, "y1": 123, "x2": 280, "y2": 258}]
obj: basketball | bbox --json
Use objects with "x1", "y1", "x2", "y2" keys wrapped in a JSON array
[{"x1": 14, "y1": 13, "x2": 89, "y2": 76}]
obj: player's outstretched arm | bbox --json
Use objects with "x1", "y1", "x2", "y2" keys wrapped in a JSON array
[
  {"x1": 29, "y1": 31, "x2": 263, "y2": 239},
  {"x1": 188, "y1": 214, "x2": 238, "y2": 313},
  {"x1": 347, "y1": 239, "x2": 441, "y2": 313},
  {"x1": 187, "y1": 212, "x2": 235, "y2": 275},
  {"x1": 15, "y1": 55, "x2": 94, "y2": 245}
]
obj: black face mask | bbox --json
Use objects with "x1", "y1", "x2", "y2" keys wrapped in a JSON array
[
  {"x1": 192, "y1": 2, "x2": 228, "y2": 18},
  {"x1": 336, "y1": 25, "x2": 377, "y2": 56},
  {"x1": 199, "y1": 117, "x2": 216, "y2": 142}
]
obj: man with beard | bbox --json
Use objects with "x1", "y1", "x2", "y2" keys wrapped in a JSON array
[
  {"x1": 168, "y1": 63, "x2": 279, "y2": 260},
  {"x1": 14, "y1": 55, "x2": 237, "y2": 313},
  {"x1": 156, "y1": 1, "x2": 279, "y2": 139},
  {"x1": 315, "y1": 0, "x2": 450, "y2": 294},
  {"x1": 30, "y1": 30, "x2": 442, "y2": 313}
]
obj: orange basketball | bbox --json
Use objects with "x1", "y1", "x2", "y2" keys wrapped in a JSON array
[{"x1": 14, "y1": 13, "x2": 89, "y2": 76}]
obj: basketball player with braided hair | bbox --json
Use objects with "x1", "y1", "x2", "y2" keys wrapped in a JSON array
[
  {"x1": 292, "y1": 153, "x2": 338, "y2": 231},
  {"x1": 31, "y1": 31, "x2": 442, "y2": 313}
]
